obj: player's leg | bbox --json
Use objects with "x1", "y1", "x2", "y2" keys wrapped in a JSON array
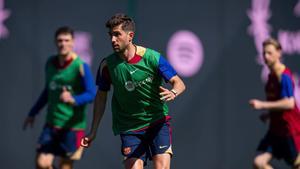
[
  {"x1": 58, "y1": 130, "x2": 85, "y2": 169},
  {"x1": 152, "y1": 154, "x2": 171, "y2": 169},
  {"x1": 36, "y1": 153, "x2": 55, "y2": 169},
  {"x1": 58, "y1": 158, "x2": 73, "y2": 169},
  {"x1": 253, "y1": 152, "x2": 273, "y2": 169},
  {"x1": 282, "y1": 136, "x2": 300, "y2": 169},
  {"x1": 36, "y1": 126, "x2": 56, "y2": 169},
  {"x1": 121, "y1": 134, "x2": 146, "y2": 169},
  {"x1": 124, "y1": 158, "x2": 144, "y2": 169},
  {"x1": 254, "y1": 132, "x2": 276, "y2": 169},
  {"x1": 148, "y1": 122, "x2": 173, "y2": 169}
]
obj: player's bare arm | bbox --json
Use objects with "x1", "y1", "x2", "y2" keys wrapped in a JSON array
[
  {"x1": 249, "y1": 97, "x2": 295, "y2": 110},
  {"x1": 160, "y1": 75, "x2": 186, "y2": 101},
  {"x1": 81, "y1": 90, "x2": 108, "y2": 147}
]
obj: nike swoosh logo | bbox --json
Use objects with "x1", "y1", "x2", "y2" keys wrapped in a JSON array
[
  {"x1": 129, "y1": 69, "x2": 138, "y2": 74},
  {"x1": 159, "y1": 145, "x2": 168, "y2": 149}
]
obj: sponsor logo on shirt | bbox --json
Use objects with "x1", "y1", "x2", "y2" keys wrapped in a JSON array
[
  {"x1": 124, "y1": 76, "x2": 154, "y2": 92},
  {"x1": 49, "y1": 81, "x2": 72, "y2": 91}
]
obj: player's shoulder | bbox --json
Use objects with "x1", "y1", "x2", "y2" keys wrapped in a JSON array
[
  {"x1": 96, "y1": 57, "x2": 108, "y2": 75},
  {"x1": 279, "y1": 67, "x2": 295, "y2": 87},
  {"x1": 136, "y1": 45, "x2": 161, "y2": 63},
  {"x1": 139, "y1": 46, "x2": 160, "y2": 56},
  {"x1": 282, "y1": 67, "x2": 294, "y2": 80},
  {"x1": 72, "y1": 53, "x2": 84, "y2": 64},
  {"x1": 283, "y1": 67, "x2": 293, "y2": 76},
  {"x1": 136, "y1": 45, "x2": 147, "y2": 57},
  {"x1": 71, "y1": 54, "x2": 87, "y2": 73}
]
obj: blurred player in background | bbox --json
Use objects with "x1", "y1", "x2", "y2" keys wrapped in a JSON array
[
  {"x1": 23, "y1": 26, "x2": 96, "y2": 169},
  {"x1": 250, "y1": 38, "x2": 300, "y2": 169}
]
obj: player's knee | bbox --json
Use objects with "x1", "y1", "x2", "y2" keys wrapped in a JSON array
[
  {"x1": 36, "y1": 161, "x2": 52, "y2": 169},
  {"x1": 36, "y1": 156, "x2": 53, "y2": 169},
  {"x1": 124, "y1": 158, "x2": 143, "y2": 169},
  {"x1": 153, "y1": 154, "x2": 171, "y2": 169},
  {"x1": 60, "y1": 158, "x2": 73, "y2": 169},
  {"x1": 154, "y1": 162, "x2": 169, "y2": 169},
  {"x1": 253, "y1": 156, "x2": 268, "y2": 169}
]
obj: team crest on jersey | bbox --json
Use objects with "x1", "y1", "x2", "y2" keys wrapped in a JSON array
[
  {"x1": 123, "y1": 147, "x2": 131, "y2": 155},
  {"x1": 124, "y1": 81, "x2": 135, "y2": 91}
]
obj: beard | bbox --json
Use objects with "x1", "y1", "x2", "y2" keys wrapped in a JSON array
[{"x1": 113, "y1": 43, "x2": 129, "y2": 53}]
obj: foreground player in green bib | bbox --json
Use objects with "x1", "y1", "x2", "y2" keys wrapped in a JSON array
[{"x1": 81, "y1": 13, "x2": 186, "y2": 169}]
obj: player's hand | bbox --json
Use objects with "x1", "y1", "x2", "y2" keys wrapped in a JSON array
[
  {"x1": 60, "y1": 86, "x2": 75, "y2": 105},
  {"x1": 23, "y1": 116, "x2": 35, "y2": 130},
  {"x1": 249, "y1": 99, "x2": 265, "y2": 110},
  {"x1": 159, "y1": 86, "x2": 176, "y2": 102},
  {"x1": 81, "y1": 132, "x2": 96, "y2": 148}
]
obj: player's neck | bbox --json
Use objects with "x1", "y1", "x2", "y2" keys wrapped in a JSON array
[
  {"x1": 58, "y1": 52, "x2": 73, "y2": 65},
  {"x1": 119, "y1": 44, "x2": 136, "y2": 62}
]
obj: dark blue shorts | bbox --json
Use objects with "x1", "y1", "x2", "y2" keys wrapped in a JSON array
[
  {"x1": 257, "y1": 132, "x2": 298, "y2": 165},
  {"x1": 120, "y1": 122, "x2": 173, "y2": 164},
  {"x1": 37, "y1": 125, "x2": 85, "y2": 159}
]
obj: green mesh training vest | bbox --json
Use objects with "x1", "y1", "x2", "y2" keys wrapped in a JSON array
[
  {"x1": 106, "y1": 46, "x2": 169, "y2": 135},
  {"x1": 45, "y1": 55, "x2": 87, "y2": 130}
]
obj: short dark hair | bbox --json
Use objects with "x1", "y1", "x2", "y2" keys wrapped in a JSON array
[
  {"x1": 106, "y1": 13, "x2": 135, "y2": 32},
  {"x1": 55, "y1": 26, "x2": 74, "y2": 39},
  {"x1": 263, "y1": 38, "x2": 282, "y2": 51}
]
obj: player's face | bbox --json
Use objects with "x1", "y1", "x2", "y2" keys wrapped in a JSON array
[
  {"x1": 56, "y1": 33, "x2": 74, "y2": 56},
  {"x1": 109, "y1": 24, "x2": 133, "y2": 53},
  {"x1": 263, "y1": 44, "x2": 281, "y2": 67}
]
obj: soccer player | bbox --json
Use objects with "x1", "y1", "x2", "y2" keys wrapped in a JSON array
[
  {"x1": 81, "y1": 13, "x2": 186, "y2": 169},
  {"x1": 249, "y1": 38, "x2": 300, "y2": 169},
  {"x1": 23, "y1": 26, "x2": 96, "y2": 169}
]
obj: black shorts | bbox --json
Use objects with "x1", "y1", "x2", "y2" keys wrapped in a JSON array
[
  {"x1": 37, "y1": 125, "x2": 85, "y2": 159},
  {"x1": 257, "y1": 132, "x2": 298, "y2": 165},
  {"x1": 120, "y1": 122, "x2": 173, "y2": 165}
]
